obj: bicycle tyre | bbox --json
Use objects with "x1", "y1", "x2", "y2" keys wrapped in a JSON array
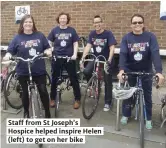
[
  {"x1": 4, "y1": 70, "x2": 23, "y2": 109},
  {"x1": 82, "y1": 75, "x2": 101, "y2": 120},
  {"x1": 55, "y1": 91, "x2": 61, "y2": 117},
  {"x1": 160, "y1": 104, "x2": 166, "y2": 122},
  {"x1": 46, "y1": 71, "x2": 51, "y2": 86},
  {"x1": 29, "y1": 88, "x2": 40, "y2": 118},
  {"x1": 139, "y1": 90, "x2": 144, "y2": 148}
]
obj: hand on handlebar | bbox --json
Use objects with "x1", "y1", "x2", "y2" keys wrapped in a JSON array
[
  {"x1": 44, "y1": 49, "x2": 52, "y2": 57},
  {"x1": 71, "y1": 54, "x2": 77, "y2": 60},
  {"x1": 3, "y1": 53, "x2": 12, "y2": 61},
  {"x1": 117, "y1": 70, "x2": 125, "y2": 83},
  {"x1": 155, "y1": 73, "x2": 165, "y2": 86}
]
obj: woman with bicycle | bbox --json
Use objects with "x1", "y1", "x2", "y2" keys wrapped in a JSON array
[
  {"x1": 3, "y1": 15, "x2": 52, "y2": 118},
  {"x1": 48, "y1": 12, "x2": 81, "y2": 109},
  {"x1": 117, "y1": 14, "x2": 165, "y2": 129},
  {"x1": 81, "y1": 15, "x2": 117, "y2": 112}
]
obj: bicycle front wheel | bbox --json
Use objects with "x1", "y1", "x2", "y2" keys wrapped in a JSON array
[
  {"x1": 139, "y1": 91, "x2": 145, "y2": 148},
  {"x1": 82, "y1": 75, "x2": 101, "y2": 120},
  {"x1": 29, "y1": 88, "x2": 40, "y2": 118},
  {"x1": 4, "y1": 70, "x2": 23, "y2": 109}
]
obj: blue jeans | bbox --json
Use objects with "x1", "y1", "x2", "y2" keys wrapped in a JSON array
[{"x1": 122, "y1": 75, "x2": 152, "y2": 120}]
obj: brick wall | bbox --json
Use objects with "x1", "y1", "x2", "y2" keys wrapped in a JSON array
[{"x1": 1, "y1": 1, "x2": 166, "y2": 48}]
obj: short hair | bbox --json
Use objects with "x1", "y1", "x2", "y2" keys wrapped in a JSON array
[
  {"x1": 56, "y1": 12, "x2": 71, "y2": 24},
  {"x1": 18, "y1": 14, "x2": 37, "y2": 34},
  {"x1": 93, "y1": 15, "x2": 103, "y2": 22},
  {"x1": 131, "y1": 14, "x2": 145, "y2": 31}
]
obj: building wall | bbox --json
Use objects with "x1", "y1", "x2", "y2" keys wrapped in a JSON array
[{"x1": 1, "y1": 1, "x2": 166, "y2": 49}]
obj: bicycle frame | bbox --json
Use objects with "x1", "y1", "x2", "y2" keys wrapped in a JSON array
[
  {"x1": 11, "y1": 54, "x2": 46, "y2": 118},
  {"x1": 135, "y1": 76, "x2": 147, "y2": 121}
]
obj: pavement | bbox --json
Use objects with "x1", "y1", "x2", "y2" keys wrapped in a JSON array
[
  {"x1": 0, "y1": 55, "x2": 166, "y2": 148},
  {"x1": 1, "y1": 84, "x2": 166, "y2": 148}
]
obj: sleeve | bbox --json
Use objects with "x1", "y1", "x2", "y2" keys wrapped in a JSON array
[
  {"x1": 7, "y1": 35, "x2": 18, "y2": 55},
  {"x1": 47, "y1": 28, "x2": 55, "y2": 42},
  {"x1": 108, "y1": 31, "x2": 117, "y2": 46},
  {"x1": 87, "y1": 31, "x2": 93, "y2": 45},
  {"x1": 119, "y1": 35, "x2": 128, "y2": 71},
  {"x1": 41, "y1": 33, "x2": 50, "y2": 51},
  {"x1": 149, "y1": 33, "x2": 162, "y2": 73},
  {"x1": 72, "y1": 28, "x2": 79, "y2": 43}
]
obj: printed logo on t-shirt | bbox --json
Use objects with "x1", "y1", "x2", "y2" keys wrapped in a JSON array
[
  {"x1": 29, "y1": 47, "x2": 37, "y2": 56},
  {"x1": 56, "y1": 33, "x2": 72, "y2": 40},
  {"x1": 134, "y1": 52, "x2": 143, "y2": 61},
  {"x1": 128, "y1": 42, "x2": 149, "y2": 52},
  {"x1": 21, "y1": 39, "x2": 40, "y2": 48},
  {"x1": 92, "y1": 38, "x2": 107, "y2": 53},
  {"x1": 96, "y1": 46, "x2": 102, "y2": 53},
  {"x1": 60, "y1": 40, "x2": 67, "y2": 47}
]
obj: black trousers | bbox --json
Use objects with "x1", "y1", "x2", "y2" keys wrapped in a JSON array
[
  {"x1": 18, "y1": 75, "x2": 50, "y2": 117},
  {"x1": 50, "y1": 59, "x2": 81, "y2": 101},
  {"x1": 83, "y1": 61, "x2": 113, "y2": 105}
]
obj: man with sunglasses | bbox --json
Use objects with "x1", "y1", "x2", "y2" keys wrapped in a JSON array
[
  {"x1": 117, "y1": 14, "x2": 165, "y2": 130},
  {"x1": 81, "y1": 15, "x2": 117, "y2": 111}
]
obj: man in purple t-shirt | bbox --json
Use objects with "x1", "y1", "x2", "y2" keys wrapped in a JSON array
[{"x1": 81, "y1": 15, "x2": 117, "y2": 111}]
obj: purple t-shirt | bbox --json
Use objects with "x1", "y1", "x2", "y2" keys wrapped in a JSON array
[
  {"x1": 88, "y1": 30, "x2": 117, "y2": 61},
  {"x1": 48, "y1": 26, "x2": 79, "y2": 56},
  {"x1": 7, "y1": 31, "x2": 50, "y2": 76},
  {"x1": 119, "y1": 31, "x2": 162, "y2": 73}
]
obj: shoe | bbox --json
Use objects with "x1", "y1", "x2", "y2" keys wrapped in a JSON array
[
  {"x1": 24, "y1": 112, "x2": 29, "y2": 118},
  {"x1": 120, "y1": 116, "x2": 128, "y2": 125},
  {"x1": 50, "y1": 100, "x2": 55, "y2": 107},
  {"x1": 146, "y1": 120, "x2": 152, "y2": 130},
  {"x1": 73, "y1": 100, "x2": 80, "y2": 109},
  {"x1": 45, "y1": 111, "x2": 51, "y2": 118},
  {"x1": 103, "y1": 104, "x2": 110, "y2": 112}
]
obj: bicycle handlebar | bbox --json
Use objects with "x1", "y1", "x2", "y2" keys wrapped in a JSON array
[
  {"x1": 10, "y1": 53, "x2": 47, "y2": 62},
  {"x1": 122, "y1": 72, "x2": 159, "y2": 88},
  {"x1": 81, "y1": 53, "x2": 109, "y2": 74}
]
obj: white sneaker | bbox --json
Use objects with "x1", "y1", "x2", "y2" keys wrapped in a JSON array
[{"x1": 103, "y1": 104, "x2": 110, "y2": 112}]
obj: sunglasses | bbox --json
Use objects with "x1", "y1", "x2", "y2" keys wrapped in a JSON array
[{"x1": 132, "y1": 21, "x2": 143, "y2": 25}]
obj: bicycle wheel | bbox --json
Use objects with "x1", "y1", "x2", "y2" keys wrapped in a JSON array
[
  {"x1": 4, "y1": 70, "x2": 23, "y2": 109},
  {"x1": 55, "y1": 91, "x2": 61, "y2": 117},
  {"x1": 29, "y1": 88, "x2": 40, "y2": 118},
  {"x1": 160, "y1": 104, "x2": 166, "y2": 122},
  {"x1": 139, "y1": 91, "x2": 144, "y2": 148},
  {"x1": 46, "y1": 71, "x2": 51, "y2": 86},
  {"x1": 82, "y1": 75, "x2": 101, "y2": 120}
]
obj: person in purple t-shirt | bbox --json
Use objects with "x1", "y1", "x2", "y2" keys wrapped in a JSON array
[
  {"x1": 117, "y1": 14, "x2": 165, "y2": 130},
  {"x1": 3, "y1": 15, "x2": 52, "y2": 118},
  {"x1": 48, "y1": 12, "x2": 81, "y2": 109},
  {"x1": 81, "y1": 15, "x2": 117, "y2": 112}
]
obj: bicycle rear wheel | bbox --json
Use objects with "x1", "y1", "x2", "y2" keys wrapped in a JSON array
[
  {"x1": 139, "y1": 91, "x2": 145, "y2": 148},
  {"x1": 82, "y1": 75, "x2": 101, "y2": 120},
  {"x1": 4, "y1": 70, "x2": 23, "y2": 109},
  {"x1": 55, "y1": 91, "x2": 61, "y2": 117}
]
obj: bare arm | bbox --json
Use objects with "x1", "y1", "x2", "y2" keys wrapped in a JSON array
[
  {"x1": 73, "y1": 41, "x2": 79, "y2": 57},
  {"x1": 48, "y1": 40, "x2": 54, "y2": 51},
  {"x1": 108, "y1": 45, "x2": 115, "y2": 62},
  {"x1": 81, "y1": 43, "x2": 92, "y2": 60}
]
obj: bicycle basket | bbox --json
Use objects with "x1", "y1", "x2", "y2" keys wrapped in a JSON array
[{"x1": 113, "y1": 81, "x2": 137, "y2": 100}]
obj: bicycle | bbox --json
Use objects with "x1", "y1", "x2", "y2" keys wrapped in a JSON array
[
  {"x1": 3, "y1": 59, "x2": 51, "y2": 110},
  {"x1": 52, "y1": 55, "x2": 76, "y2": 117},
  {"x1": 10, "y1": 53, "x2": 49, "y2": 148},
  {"x1": 81, "y1": 53, "x2": 109, "y2": 120},
  {"x1": 119, "y1": 72, "x2": 157, "y2": 148}
]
